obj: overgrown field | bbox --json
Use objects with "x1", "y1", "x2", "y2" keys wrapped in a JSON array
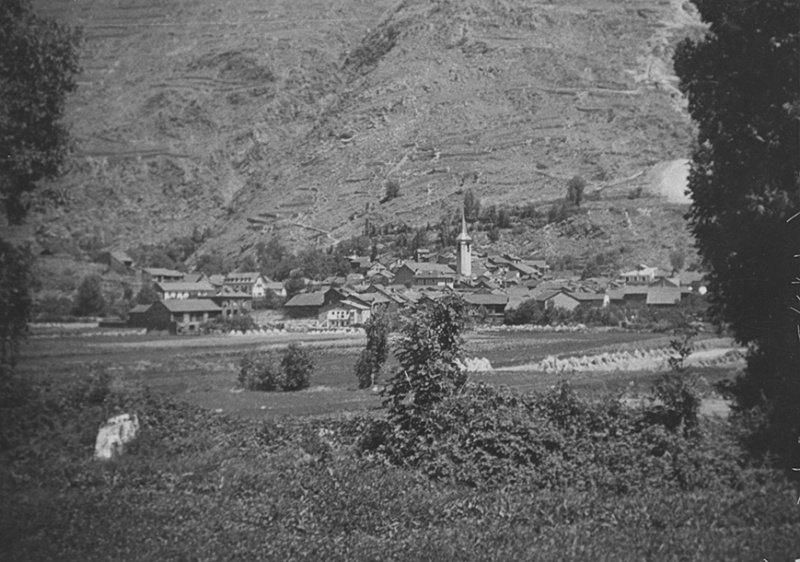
[{"x1": 1, "y1": 363, "x2": 798, "y2": 561}]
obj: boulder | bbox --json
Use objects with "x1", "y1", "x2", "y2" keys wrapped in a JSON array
[{"x1": 94, "y1": 413, "x2": 140, "y2": 460}]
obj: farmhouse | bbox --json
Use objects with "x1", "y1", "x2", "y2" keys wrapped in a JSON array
[
  {"x1": 394, "y1": 262, "x2": 457, "y2": 287},
  {"x1": 223, "y1": 272, "x2": 270, "y2": 298},
  {"x1": 142, "y1": 299, "x2": 223, "y2": 334},
  {"x1": 210, "y1": 287, "x2": 253, "y2": 316},
  {"x1": 141, "y1": 267, "x2": 184, "y2": 284},
  {"x1": 154, "y1": 281, "x2": 216, "y2": 300},
  {"x1": 318, "y1": 299, "x2": 371, "y2": 327}
]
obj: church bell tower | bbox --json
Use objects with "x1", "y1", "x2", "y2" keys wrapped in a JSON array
[{"x1": 456, "y1": 209, "x2": 472, "y2": 278}]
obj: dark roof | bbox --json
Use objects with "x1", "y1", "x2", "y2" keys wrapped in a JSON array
[
  {"x1": 284, "y1": 291, "x2": 325, "y2": 307},
  {"x1": 463, "y1": 293, "x2": 509, "y2": 306},
  {"x1": 646, "y1": 287, "x2": 682, "y2": 305},
  {"x1": 143, "y1": 267, "x2": 183, "y2": 277},
  {"x1": 155, "y1": 281, "x2": 215, "y2": 293},
  {"x1": 400, "y1": 261, "x2": 456, "y2": 275},
  {"x1": 158, "y1": 299, "x2": 222, "y2": 313}
]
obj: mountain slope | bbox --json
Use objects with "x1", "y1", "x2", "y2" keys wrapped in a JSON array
[{"x1": 26, "y1": 0, "x2": 703, "y2": 264}]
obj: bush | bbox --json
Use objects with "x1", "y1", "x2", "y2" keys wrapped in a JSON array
[
  {"x1": 238, "y1": 350, "x2": 283, "y2": 391},
  {"x1": 281, "y1": 343, "x2": 314, "y2": 391},
  {"x1": 202, "y1": 314, "x2": 258, "y2": 334}
]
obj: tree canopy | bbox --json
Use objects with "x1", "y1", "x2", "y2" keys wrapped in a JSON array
[
  {"x1": 674, "y1": 0, "x2": 799, "y2": 463},
  {"x1": 1, "y1": 0, "x2": 81, "y2": 222}
]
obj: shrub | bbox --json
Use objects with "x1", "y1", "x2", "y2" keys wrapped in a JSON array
[
  {"x1": 238, "y1": 350, "x2": 283, "y2": 391},
  {"x1": 73, "y1": 274, "x2": 106, "y2": 317},
  {"x1": 566, "y1": 175, "x2": 586, "y2": 206},
  {"x1": 202, "y1": 314, "x2": 258, "y2": 334},
  {"x1": 280, "y1": 344, "x2": 314, "y2": 391},
  {"x1": 383, "y1": 293, "x2": 466, "y2": 416}
]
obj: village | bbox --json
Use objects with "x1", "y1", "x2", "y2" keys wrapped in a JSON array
[{"x1": 112, "y1": 215, "x2": 708, "y2": 335}]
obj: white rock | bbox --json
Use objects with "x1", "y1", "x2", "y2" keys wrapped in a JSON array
[{"x1": 94, "y1": 413, "x2": 140, "y2": 460}]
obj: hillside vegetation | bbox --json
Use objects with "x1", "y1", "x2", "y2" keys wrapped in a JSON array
[{"x1": 23, "y1": 0, "x2": 704, "y2": 266}]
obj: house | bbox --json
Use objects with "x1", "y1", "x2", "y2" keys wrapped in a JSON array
[
  {"x1": 142, "y1": 267, "x2": 184, "y2": 284},
  {"x1": 645, "y1": 287, "x2": 683, "y2": 307},
  {"x1": 264, "y1": 281, "x2": 287, "y2": 299},
  {"x1": 143, "y1": 299, "x2": 223, "y2": 334},
  {"x1": 97, "y1": 250, "x2": 134, "y2": 274},
  {"x1": 394, "y1": 262, "x2": 456, "y2": 287},
  {"x1": 619, "y1": 264, "x2": 670, "y2": 285},
  {"x1": 154, "y1": 281, "x2": 216, "y2": 300},
  {"x1": 223, "y1": 272, "x2": 270, "y2": 299},
  {"x1": 318, "y1": 299, "x2": 371, "y2": 327},
  {"x1": 210, "y1": 287, "x2": 253, "y2": 316},
  {"x1": 462, "y1": 293, "x2": 509, "y2": 322},
  {"x1": 126, "y1": 304, "x2": 151, "y2": 328},
  {"x1": 539, "y1": 290, "x2": 605, "y2": 312},
  {"x1": 283, "y1": 291, "x2": 326, "y2": 318}
]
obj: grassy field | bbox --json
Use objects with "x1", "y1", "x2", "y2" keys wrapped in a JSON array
[{"x1": 16, "y1": 328, "x2": 729, "y2": 418}]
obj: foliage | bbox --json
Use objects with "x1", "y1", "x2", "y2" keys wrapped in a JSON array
[
  {"x1": 504, "y1": 298, "x2": 709, "y2": 332},
  {"x1": 0, "y1": 238, "x2": 33, "y2": 367},
  {"x1": 202, "y1": 313, "x2": 258, "y2": 334},
  {"x1": 355, "y1": 311, "x2": 390, "y2": 389},
  {"x1": 32, "y1": 294, "x2": 75, "y2": 321},
  {"x1": 566, "y1": 175, "x2": 586, "y2": 207},
  {"x1": 238, "y1": 349, "x2": 284, "y2": 391},
  {"x1": 1, "y1": 368, "x2": 798, "y2": 560},
  {"x1": 383, "y1": 178, "x2": 400, "y2": 202},
  {"x1": 383, "y1": 294, "x2": 467, "y2": 417},
  {"x1": 134, "y1": 283, "x2": 159, "y2": 305},
  {"x1": 281, "y1": 343, "x2": 314, "y2": 391},
  {"x1": 463, "y1": 188, "x2": 480, "y2": 222},
  {"x1": 364, "y1": 380, "x2": 744, "y2": 491},
  {"x1": 0, "y1": 0, "x2": 81, "y2": 221},
  {"x1": 674, "y1": 0, "x2": 800, "y2": 465},
  {"x1": 668, "y1": 247, "x2": 686, "y2": 274},
  {"x1": 646, "y1": 324, "x2": 702, "y2": 436},
  {"x1": 73, "y1": 274, "x2": 106, "y2": 317}
]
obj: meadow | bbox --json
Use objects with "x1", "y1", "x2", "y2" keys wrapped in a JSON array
[{"x1": 2, "y1": 327, "x2": 798, "y2": 560}]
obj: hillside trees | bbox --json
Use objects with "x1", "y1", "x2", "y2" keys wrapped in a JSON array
[
  {"x1": 674, "y1": 0, "x2": 799, "y2": 464},
  {"x1": 73, "y1": 274, "x2": 106, "y2": 317},
  {"x1": 1, "y1": 0, "x2": 81, "y2": 222}
]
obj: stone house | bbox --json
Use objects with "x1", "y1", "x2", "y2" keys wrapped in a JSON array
[{"x1": 143, "y1": 299, "x2": 223, "y2": 334}]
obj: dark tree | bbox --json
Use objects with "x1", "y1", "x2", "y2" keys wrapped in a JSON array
[
  {"x1": 463, "y1": 189, "x2": 480, "y2": 222},
  {"x1": 566, "y1": 176, "x2": 586, "y2": 207},
  {"x1": 384, "y1": 178, "x2": 400, "y2": 202},
  {"x1": 669, "y1": 248, "x2": 686, "y2": 275},
  {"x1": 0, "y1": 239, "x2": 33, "y2": 366},
  {"x1": 74, "y1": 274, "x2": 106, "y2": 317},
  {"x1": 674, "y1": 0, "x2": 799, "y2": 464},
  {"x1": 1, "y1": 0, "x2": 81, "y2": 221}
]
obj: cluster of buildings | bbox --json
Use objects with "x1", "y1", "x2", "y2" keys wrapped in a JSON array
[
  {"x1": 282, "y1": 217, "x2": 706, "y2": 328},
  {"x1": 114, "y1": 216, "x2": 706, "y2": 334}
]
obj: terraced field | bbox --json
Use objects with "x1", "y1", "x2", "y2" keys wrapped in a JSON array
[{"x1": 23, "y1": 0, "x2": 705, "y2": 268}]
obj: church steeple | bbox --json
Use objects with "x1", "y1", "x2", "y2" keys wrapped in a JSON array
[{"x1": 456, "y1": 207, "x2": 472, "y2": 278}]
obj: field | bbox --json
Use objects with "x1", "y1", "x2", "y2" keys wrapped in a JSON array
[
  {"x1": 4, "y1": 327, "x2": 799, "y2": 560},
  {"x1": 16, "y1": 327, "x2": 730, "y2": 418}
]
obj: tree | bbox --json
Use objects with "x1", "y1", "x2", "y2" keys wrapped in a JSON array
[
  {"x1": 1, "y1": 0, "x2": 81, "y2": 222},
  {"x1": 566, "y1": 176, "x2": 586, "y2": 207},
  {"x1": 384, "y1": 294, "x2": 466, "y2": 415},
  {"x1": 281, "y1": 344, "x2": 314, "y2": 391},
  {"x1": 135, "y1": 283, "x2": 159, "y2": 305},
  {"x1": 669, "y1": 248, "x2": 686, "y2": 275},
  {"x1": 384, "y1": 178, "x2": 400, "y2": 202},
  {"x1": 355, "y1": 311, "x2": 390, "y2": 389},
  {"x1": 674, "y1": 0, "x2": 799, "y2": 464},
  {"x1": 0, "y1": 239, "x2": 33, "y2": 366},
  {"x1": 74, "y1": 274, "x2": 106, "y2": 317},
  {"x1": 463, "y1": 189, "x2": 480, "y2": 222}
]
